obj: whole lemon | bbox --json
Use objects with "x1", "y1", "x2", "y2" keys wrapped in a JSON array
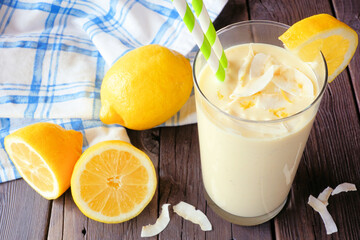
[{"x1": 100, "y1": 44, "x2": 193, "y2": 130}]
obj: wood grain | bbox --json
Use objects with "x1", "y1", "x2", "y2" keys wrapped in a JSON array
[
  {"x1": 158, "y1": 125, "x2": 208, "y2": 239},
  {"x1": 47, "y1": 194, "x2": 65, "y2": 240},
  {"x1": 0, "y1": 180, "x2": 51, "y2": 240},
  {"x1": 213, "y1": 0, "x2": 249, "y2": 29},
  {"x1": 62, "y1": 190, "x2": 88, "y2": 240},
  {"x1": 232, "y1": 222, "x2": 273, "y2": 240},
  {"x1": 332, "y1": 0, "x2": 360, "y2": 109}
]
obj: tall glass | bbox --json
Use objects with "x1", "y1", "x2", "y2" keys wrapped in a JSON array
[{"x1": 193, "y1": 21, "x2": 328, "y2": 226}]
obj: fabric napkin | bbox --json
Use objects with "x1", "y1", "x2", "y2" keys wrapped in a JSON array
[{"x1": 0, "y1": 0, "x2": 227, "y2": 183}]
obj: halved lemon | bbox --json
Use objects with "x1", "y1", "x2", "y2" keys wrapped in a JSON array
[
  {"x1": 279, "y1": 14, "x2": 358, "y2": 82},
  {"x1": 70, "y1": 140, "x2": 157, "y2": 223},
  {"x1": 4, "y1": 122, "x2": 83, "y2": 199}
]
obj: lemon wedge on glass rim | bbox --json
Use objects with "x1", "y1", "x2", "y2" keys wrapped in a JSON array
[{"x1": 279, "y1": 14, "x2": 358, "y2": 82}]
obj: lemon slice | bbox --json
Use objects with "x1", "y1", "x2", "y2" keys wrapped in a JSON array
[
  {"x1": 70, "y1": 140, "x2": 157, "y2": 223},
  {"x1": 279, "y1": 14, "x2": 358, "y2": 82},
  {"x1": 4, "y1": 123, "x2": 83, "y2": 199}
]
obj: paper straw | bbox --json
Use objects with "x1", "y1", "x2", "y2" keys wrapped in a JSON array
[
  {"x1": 191, "y1": 0, "x2": 228, "y2": 69},
  {"x1": 172, "y1": 0, "x2": 225, "y2": 81}
]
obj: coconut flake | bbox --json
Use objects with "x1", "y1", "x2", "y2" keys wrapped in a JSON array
[
  {"x1": 237, "y1": 44, "x2": 254, "y2": 83},
  {"x1": 331, "y1": 182, "x2": 357, "y2": 196},
  {"x1": 173, "y1": 201, "x2": 212, "y2": 231},
  {"x1": 275, "y1": 67, "x2": 314, "y2": 97},
  {"x1": 272, "y1": 73, "x2": 299, "y2": 96},
  {"x1": 308, "y1": 195, "x2": 338, "y2": 235},
  {"x1": 256, "y1": 93, "x2": 288, "y2": 110},
  {"x1": 232, "y1": 65, "x2": 277, "y2": 98},
  {"x1": 317, "y1": 187, "x2": 333, "y2": 206},
  {"x1": 294, "y1": 69, "x2": 314, "y2": 96},
  {"x1": 250, "y1": 53, "x2": 270, "y2": 79},
  {"x1": 141, "y1": 204, "x2": 170, "y2": 237}
]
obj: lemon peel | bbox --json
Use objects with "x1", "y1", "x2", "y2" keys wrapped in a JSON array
[
  {"x1": 240, "y1": 100, "x2": 255, "y2": 109},
  {"x1": 280, "y1": 90, "x2": 293, "y2": 103},
  {"x1": 217, "y1": 90, "x2": 224, "y2": 100},
  {"x1": 269, "y1": 108, "x2": 288, "y2": 118}
]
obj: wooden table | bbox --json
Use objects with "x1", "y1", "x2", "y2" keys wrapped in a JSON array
[{"x1": 1, "y1": 0, "x2": 359, "y2": 239}]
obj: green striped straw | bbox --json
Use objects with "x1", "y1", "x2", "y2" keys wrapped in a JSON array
[
  {"x1": 191, "y1": 0, "x2": 228, "y2": 69},
  {"x1": 172, "y1": 0, "x2": 225, "y2": 81}
]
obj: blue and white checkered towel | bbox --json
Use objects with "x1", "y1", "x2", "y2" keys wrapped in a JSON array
[{"x1": 0, "y1": 0, "x2": 227, "y2": 183}]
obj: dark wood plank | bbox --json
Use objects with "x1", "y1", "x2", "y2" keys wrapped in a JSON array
[
  {"x1": 213, "y1": 0, "x2": 249, "y2": 29},
  {"x1": 0, "y1": 179, "x2": 51, "y2": 240},
  {"x1": 248, "y1": 0, "x2": 360, "y2": 239},
  {"x1": 332, "y1": 0, "x2": 360, "y2": 109},
  {"x1": 205, "y1": 207, "x2": 232, "y2": 240},
  {"x1": 158, "y1": 125, "x2": 210, "y2": 239},
  {"x1": 62, "y1": 190, "x2": 88, "y2": 239},
  {"x1": 125, "y1": 129, "x2": 160, "y2": 240},
  {"x1": 47, "y1": 194, "x2": 65, "y2": 240},
  {"x1": 232, "y1": 223, "x2": 273, "y2": 240}
]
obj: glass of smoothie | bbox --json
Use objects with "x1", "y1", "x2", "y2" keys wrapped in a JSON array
[{"x1": 193, "y1": 20, "x2": 328, "y2": 226}]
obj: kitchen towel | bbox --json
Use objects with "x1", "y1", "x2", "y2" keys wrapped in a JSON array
[{"x1": 0, "y1": 0, "x2": 227, "y2": 182}]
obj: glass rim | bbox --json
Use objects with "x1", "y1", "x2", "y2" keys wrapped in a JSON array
[{"x1": 193, "y1": 20, "x2": 329, "y2": 124}]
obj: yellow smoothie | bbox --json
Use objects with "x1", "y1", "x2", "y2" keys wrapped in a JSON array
[{"x1": 196, "y1": 43, "x2": 319, "y2": 217}]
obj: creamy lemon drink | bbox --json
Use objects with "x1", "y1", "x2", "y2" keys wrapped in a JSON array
[{"x1": 193, "y1": 21, "x2": 327, "y2": 225}]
